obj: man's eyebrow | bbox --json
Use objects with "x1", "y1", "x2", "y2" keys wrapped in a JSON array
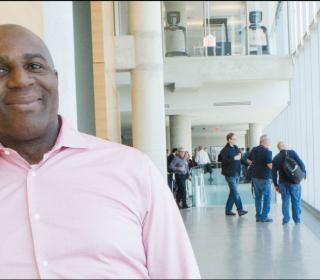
[
  {"x1": 0, "y1": 55, "x2": 9, "y2": 63},
  {"x1": 24, "y1": 53, "x2": 48, "y2": 62}
]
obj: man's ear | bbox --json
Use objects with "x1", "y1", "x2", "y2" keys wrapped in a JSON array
[{"x1": 54, "y1": 70, "x2": 58, "y2": 79}]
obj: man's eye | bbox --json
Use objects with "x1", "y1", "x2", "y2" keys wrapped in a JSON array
[
  {"x1": 0, "y1": 66, "x2": 9, "y2": 75},
  {"x1": 27, "y1": 63, "x2": 44, "y2": 71}
]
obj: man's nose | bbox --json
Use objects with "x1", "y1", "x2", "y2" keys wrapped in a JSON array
[{"x1": 7, "y1": 67, "x2": 34, "y2": 88}]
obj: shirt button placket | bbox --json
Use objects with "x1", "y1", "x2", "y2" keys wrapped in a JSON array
[{"x1": 27, "y1": 166, "x2": 48, "y2": 278}]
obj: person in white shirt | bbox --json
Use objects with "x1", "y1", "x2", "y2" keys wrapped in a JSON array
[{"x1": 195, "y1": 146, "x2": 211, "y2": 165}]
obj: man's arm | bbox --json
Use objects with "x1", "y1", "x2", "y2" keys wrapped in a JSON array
[
  {"x1": 142, "y1": 156, "x2": 201, "y2": 279},
  {"x1": 221, "y1": 148, "x2": 239, "y2": 163},
  {"x1": 272, "y1": 157, "x2": 279, "y2": 188},
  {"x1": 195, "y1": 152, "x2": 200, "y2": 164},
  {"x1": 169, "y1": 158, "x2": 179, "y2": 173},
  {"x1": 206, "y1": 153, "x2": 211, "y2": 164},
  {"x1": 247, "y1": 149, "x2": 254, "y2": 165},
  {"x1": 266, "y1": 150, "x2": 272, "y2": 170}
]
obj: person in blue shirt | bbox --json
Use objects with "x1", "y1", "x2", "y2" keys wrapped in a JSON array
[
  {"x1": 248, "y1": 135, "x2": 273, "y2": 223},
  {"x1": 218, "y1": 133, "x2": 248, "y2": 217},
  {"x1": 272, "y1": 142, "x2": 306, "y2": 225}
]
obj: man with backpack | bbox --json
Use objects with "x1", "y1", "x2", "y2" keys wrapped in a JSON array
[{"x1": 272, "y1": 142, "x2": 306, "y2": 225}]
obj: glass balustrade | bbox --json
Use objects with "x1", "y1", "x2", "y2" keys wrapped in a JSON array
[
  {"x1": 190, "y1": 164, "x2": 277, "y2": 207},
  {"x1": 162, "y1": 1, "x2": 280, "y2": 57}
]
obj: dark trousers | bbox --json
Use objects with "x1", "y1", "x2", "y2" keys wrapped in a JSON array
[
  {"x1": 167, "y1": 173, "x2": 174, "y2": 191},
  {"x1": 175, "y1": 174, "x2": 188, "y2": 207},
  {"x1": 225, "y1": 175, "x2": 243, "y2": 212}
]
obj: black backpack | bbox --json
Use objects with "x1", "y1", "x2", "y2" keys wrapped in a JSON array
[{"x1": 282, "y1": 151, "x2": 305, "y2": 184}]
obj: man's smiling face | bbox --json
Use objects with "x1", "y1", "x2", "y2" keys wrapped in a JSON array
[{"x1": 0, "y1": 25, "x2": 59, "y2": 141}]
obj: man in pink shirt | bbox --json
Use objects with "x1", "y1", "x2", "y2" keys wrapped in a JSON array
[{"x1": 0, "y1": 24, "x2": 201, "y2": 279}]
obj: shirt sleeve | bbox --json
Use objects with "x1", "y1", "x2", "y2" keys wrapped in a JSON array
[
  {"x1": 169, "y1": 158, "x2": 178, "y2": 173},
  {"x1": 272, "y1": 157, "x2": 279, "y2": 186},
  {"x1": 266, "y1": 150, "x2": 272, "y2": 164},
  {"x1": 195, "y1": 152, "x2": 200, "y2": 163},
  {"x1": 142, "y1": 156, "x2": 201, "y2": 279},
  {"x1": 206, "y1": 153, "x2": 211, "y2": 164}
]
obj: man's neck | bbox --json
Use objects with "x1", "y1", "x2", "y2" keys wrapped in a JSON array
[{"x1": 0, "y1": 118, "x2": 61, "y2": 165}]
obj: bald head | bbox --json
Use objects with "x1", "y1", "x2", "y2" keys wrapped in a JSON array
[
  {"x1": 0, "y1": 24, "x2": 55, "y2": 68},
  {"x1": 0, "y1": 23, "x2": 59, "y2": 143},
  {"x1": 277, "y1": 141, "x2": 286, "y2": 151}
]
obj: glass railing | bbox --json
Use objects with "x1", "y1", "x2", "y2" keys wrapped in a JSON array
[
  {"x1": 162, "y1": 1, "x2": 280, "y2": 58},
  {"x1": 190, "y1": 164, "x2": 277, "y2": 207}
]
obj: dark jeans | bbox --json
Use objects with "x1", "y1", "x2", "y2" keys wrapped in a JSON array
[
  {"x1": 225, "y1": 175, "x2": 243, "y2": 212},
  {"x1": 175, "y1": 174, "x2": 188, "y2": 207}
]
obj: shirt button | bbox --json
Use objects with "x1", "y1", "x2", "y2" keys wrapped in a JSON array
[
  {"x1": 42, "y1": 261, "x2": 49, "y2": 267},
  {"x1": 4, "y1": 151, "x2": 10, "y2": 156},
  {"x1": 34, "y1": 213, "x2": 41, "y2": 221}
]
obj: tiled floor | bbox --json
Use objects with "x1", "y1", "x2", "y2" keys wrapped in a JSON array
[{"x1": 181, "y1": 205, "x2": 320, "y2": 279}]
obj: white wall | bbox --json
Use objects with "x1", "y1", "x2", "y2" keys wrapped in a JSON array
[
  {"x1": 264, "y1": 16, "x2": 320, "y2": 211},
  {"x1": 43, "y1": 2, "x2": 78, "y2": 129}
]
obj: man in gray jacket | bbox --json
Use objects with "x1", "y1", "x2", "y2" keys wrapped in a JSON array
[{"x1": 169, "y1": 147, "x2": 190, "y2": 209}]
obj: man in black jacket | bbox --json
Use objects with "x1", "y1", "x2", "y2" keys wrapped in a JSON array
[
  {"x1": 272, "y1": 142, "x2": 306, "y2": 225},
  {"x1": 219, "y1": 133, "x2": 248, "y2": 217}
]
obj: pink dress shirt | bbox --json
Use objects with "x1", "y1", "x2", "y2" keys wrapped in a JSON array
[{"x1": 0, "y1": 117, "x2": 201, "y2": 279}]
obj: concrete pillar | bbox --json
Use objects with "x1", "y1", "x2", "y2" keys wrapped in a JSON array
[
  {"x1": 249, "y1": 123, "x2": 262, "y2": 149},
  {"x1": 129, "y1": 1, "x2": 167, "y2": 176},
  {"x1": 245, "y1": 131, "x2": 249, "y2": 148},
  {"x1": 91, "y1": 2, "x2": 121, "y2": 142},
  {"x1": 170, "y1": 115, "x2": 192, "y2": 154},
  {"x1": 164, "y1": 1, "x2": 187, "y2": 55}
]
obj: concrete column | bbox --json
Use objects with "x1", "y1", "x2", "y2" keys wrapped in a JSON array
[
  {"x1": 245, "y1": 131, "x2": 249, "y2": 148},
  {"x1": 170, "y1": 115, "x2": 192, "y2": 154},
  {"x1": 249, "y1": 123, "x2": 262, "y2": 149},
  {"x1": 129, "y1": 1, "x2": 167, "y2": 176},
  {"x1": 91, "y1": 2, "x2": 121, "y2": 142},
  {"x1": 164, "y1": 1, "x2": 187, "y2": 55}
]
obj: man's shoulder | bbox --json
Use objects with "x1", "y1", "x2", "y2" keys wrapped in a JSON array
[
  {"x1": 273, "y1": 151, "x2": 283, "y2": 162},
  {"x1": 78, "y1": 132, "x2": 147, "y2": 161}
]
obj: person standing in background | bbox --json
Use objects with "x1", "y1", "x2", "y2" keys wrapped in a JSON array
[
  {"x1": 272, "y1": 142, "x2": 306, "y2": 225},
  {"x1": 218, "y1": 133, "x2": 248, "y2": 217},
  {"x1": 170, "y1": 148, "x2": 191, "y2": 209},
  {"x1": 248, "y1": 135, "x2": 273, "y2": 223}
]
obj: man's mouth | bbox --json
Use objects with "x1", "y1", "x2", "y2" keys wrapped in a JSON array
[{"x1": 5, "y1": 96, "x2": 43, "y2": 111}]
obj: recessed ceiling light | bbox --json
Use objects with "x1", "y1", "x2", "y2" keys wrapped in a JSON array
[{"x1": 213, "y1": 101, "x2": 251, "y2": 106}]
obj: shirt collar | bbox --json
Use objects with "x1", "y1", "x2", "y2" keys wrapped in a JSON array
[{"x1": 51, "y1": 115, "x2": 90, "y2": 150}]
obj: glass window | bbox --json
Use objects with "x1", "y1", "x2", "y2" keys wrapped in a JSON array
[
  {"x1": 207, "y1": 1, "x2": 247, "y2": 56},
  {"x1": 246, "y1": 1, "x2": 277, "y2": 55}
]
